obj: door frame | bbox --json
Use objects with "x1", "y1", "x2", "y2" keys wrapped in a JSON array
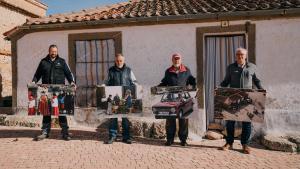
[{"x1": 196, "y1": 22, "x2": 256, "y2": 127}]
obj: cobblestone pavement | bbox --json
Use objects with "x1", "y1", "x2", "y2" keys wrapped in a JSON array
[{"x1": 0, "y1": 126, "x2": 299, "y2": 169}]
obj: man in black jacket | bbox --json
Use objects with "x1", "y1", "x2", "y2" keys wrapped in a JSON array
[
  {"x1": 220, "y1": 47, "x2": 263, "y2": 154},
  {"x1": 32, "y1": 44, "x2": 76, "y2": 141},
  {"x1": 105, "y1": 53, "x2": 137, "y2": 144},
  {"x1": 159, "y1": 53, "x2": 196, "y2": 146}
]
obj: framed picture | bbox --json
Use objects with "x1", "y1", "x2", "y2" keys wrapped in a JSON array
[
  {"x1": 96, "y1": 85, "x2": 143, "y2": 118},
  {"x1": 214, "y1": 87, "x2": 266, "y2": 123},
  {"x1": 27, "y1": 84, "x2": 75, "y2": 116}
]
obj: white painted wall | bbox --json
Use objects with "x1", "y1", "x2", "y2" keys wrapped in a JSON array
[
  {"x1": 16, "y1": 18, "x2": 300, "y2": 135},
  {"x1": 255, "y1": 18, "x2": 300, "y2": 134}
]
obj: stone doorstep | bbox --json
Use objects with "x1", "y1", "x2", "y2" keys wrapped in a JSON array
[{"x1": 261, "y1": 135, "x2": 299, "y2": 153}]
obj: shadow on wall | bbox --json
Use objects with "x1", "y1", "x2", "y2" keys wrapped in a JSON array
[{"x1": 0, "y1": 73, "x2": 12, "y2": 107}]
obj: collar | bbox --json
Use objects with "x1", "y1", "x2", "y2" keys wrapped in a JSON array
[
  {"x1": 114, "y1": 64, "x2": 126, "y2": 71},
  {"x1": 168, "y1": 64, "x2": 187, "y2": 73},
  {"x1": 234, "y1": 61, "x2": 249, "y2": 68},
  {"x1": 46, "y1": 54, "x2": 59, "y2": 62}
]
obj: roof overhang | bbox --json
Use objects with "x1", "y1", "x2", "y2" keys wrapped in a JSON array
[{"x1": 4, "y1": 8, "x2": 300, "y2": 40}]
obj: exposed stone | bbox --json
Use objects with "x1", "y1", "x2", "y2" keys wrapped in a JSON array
[
  {"x1": 287, "y1": 135, "x2": 300, "y2": 152},
  {"x1": 142, "y1": 121, "x2": 153, "y2": 138},
  {"x1": 152, "y1": 121, "x2": 166, "y2": 139},
  {"x1": 1, "y1": 115, "x2": 167, "y2": 139},
  {"x1": 0, "y1": 114, "x2": 6, "y2": 125},
  {"x1": 262, "y1": 135, "x2": 297, "y2": 152},
  {"x1": 205, "y1": 130, "x2": 223, "y2": 140},
  {"x1": 130, "y1": 120, "x2": 144, "y2": 137},
  {"x1": 208, "y1": 123, "x2": 224, "y2": 131}
]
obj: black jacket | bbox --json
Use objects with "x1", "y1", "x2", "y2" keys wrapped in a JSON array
[
  {"x1": 32, "y1": 55, "x2": 74, "y2": 84},
  {"x1": 159, "y1": 65, "x2": 196, "y2": 87},
  {"x1": 220, "y1": 62, "x2": 263, "y2": 89},
  {"x1": 106, "y1": 64, "x2": 136, "y2": 86}
]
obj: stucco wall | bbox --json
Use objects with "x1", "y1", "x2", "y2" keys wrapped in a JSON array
[
  {"x1": 16, "y1": 18, "x2": 300, "y2": 135},
  {"x1": 255, "y1": 18, "x2": 300, "y2": 134}
]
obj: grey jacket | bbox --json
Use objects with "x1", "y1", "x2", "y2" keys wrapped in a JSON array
[{"x1": 220, "y1": 62, "x2": 263, "y2": 89}]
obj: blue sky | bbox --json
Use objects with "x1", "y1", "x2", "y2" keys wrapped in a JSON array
[{"x1": 41, "y1": 0, "x2": 125, "y2": 15}]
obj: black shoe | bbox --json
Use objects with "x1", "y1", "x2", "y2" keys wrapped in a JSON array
[
  {"x1": 62, "y1": 134, "x2": 71, "y2": 141},
  {"x1": 34, "y1": 133, "x2": 49, "y2": 141},
  {"x1": 122, "y1": 139, "x2": 132, "y2": 144},
  {"x1": 180, "y1": 141, "x2": 188, "y2": 146},
  {"x1": 105, "y1": 137, "x2": 115, "y2": 144},
  {"x1": 164, "y1": 140, "x2": 174, "y2": 146}
]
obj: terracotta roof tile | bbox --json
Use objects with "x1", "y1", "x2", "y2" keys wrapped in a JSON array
[{"x1": 23, "y1": 0, "x2": 300, "y2": 25}]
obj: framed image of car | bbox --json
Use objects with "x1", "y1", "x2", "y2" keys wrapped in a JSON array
[{"x1": 152, "y1": 91, "x2": 194, "y2": 119}]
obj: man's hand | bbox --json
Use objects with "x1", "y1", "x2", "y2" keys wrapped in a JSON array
[
  {"x1": 71, "y1": 82, "x2": 77, "y2": 90},
  {"x1": 28, "y1": 81, "x2": 37, "y2": 87},
  {"x1": 187, "y1": 84, "x2": 193, "y2": 90}
]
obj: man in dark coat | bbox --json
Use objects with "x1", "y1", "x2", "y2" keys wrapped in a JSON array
[
  {"x1": 105, "y1": 54, "x2": 137, "y2": 144},
  {"x1": 159, "y1": 53, "x2": 196, "y2": 146},
  {"x1": 220, "y1": 47, "x2": 263, "y2": 154},
  {"x1": 32, "y1": 44, "x2": 76, "y2": 141}
]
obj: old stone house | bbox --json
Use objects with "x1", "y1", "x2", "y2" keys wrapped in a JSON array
[
  {"x1": 4, "y1": 0, "x2": 300, "y2": 135},
  {"x1": 0, "y1": 0, "x2": 47, "y2": 107}
]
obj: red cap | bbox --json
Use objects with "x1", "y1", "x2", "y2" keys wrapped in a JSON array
[{"x1": 172, "y1": 53, "x2": 182, "y2": 60}]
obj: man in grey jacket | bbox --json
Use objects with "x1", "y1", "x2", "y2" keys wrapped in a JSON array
[{"x1": 220, "y1": 47, "x2": 263, "y2": 154}]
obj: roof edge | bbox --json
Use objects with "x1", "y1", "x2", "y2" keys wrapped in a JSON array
[{"x1": 4, "y1": 8, "x2": 300, "y2": 40}]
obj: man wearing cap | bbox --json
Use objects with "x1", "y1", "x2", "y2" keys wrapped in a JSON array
[
  {"x1": 158, "y1": 53, "x2": 196, "y2": 146},
  {"x1": 220, "y1": 47, "x2": 263, "y2": 154}
]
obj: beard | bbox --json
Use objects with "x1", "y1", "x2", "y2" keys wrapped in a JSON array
[
  {"x1": 50, "y1": 54, "x2": 57, "y2": 58},
  {"x1": 173, "y1": 63, "x2": 181, "y2": 67},
  {"x1": 116, "y1": 64, "x2": 124, "y2": 68}
]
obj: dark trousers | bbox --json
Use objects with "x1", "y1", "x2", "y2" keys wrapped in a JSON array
[
  {"x1": 225, "y1": 120, "x2": 251, "y2": 145},
  {"x1": 41, "y1": 116, "x2": 69, "y2": 135},
  {"x1": 108, "y1": 118, "x2": 130, "y2": 140},
  {"x1": 166, "y1": 118, "x2": 188, "y2": 142}
]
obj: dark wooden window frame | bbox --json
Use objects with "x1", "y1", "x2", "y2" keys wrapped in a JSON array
[
  {"x1": 68, "y1": 31, "x2": 122, "y2": 107},
  {"x1": 68, "y1": 31, "x2": 122, "y2": 77},
  {"x1": 196, "y1": 23, "x2": 256, "y2": 109}
]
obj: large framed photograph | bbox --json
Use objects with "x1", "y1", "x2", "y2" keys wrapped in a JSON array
[
  {"x1": 27, "y1": 84, "x2": 75, "y2": 116},
  {"x1": 214, "y1": 87, "x2": 266, "y2": 123},
  {"x1": 96, "y1": 85, "x2": 143, "y2": 118},
  {"x1": 151, "y1": 86, "x2": 197, "y2": 119}
]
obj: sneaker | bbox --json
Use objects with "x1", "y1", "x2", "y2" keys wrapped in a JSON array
[
  {"x1": 220, "y1": 143, "x2": 233, "y2": 151},
  {"x1": 164, "y1": 140, "x2": 174, "y2": 146},
  {"x1": 242, "y1": 145, "x2": 251, "y2": 154},
  {"x1": 34, "y1": 133, "x2": 49, "y2": 141},
  {"x1": 122, "y1": 139, "x2": 132, "y2": 144},
  {"x1": 105, "y1": 137, "x2": 115, "y2": 144},
  {"x1": 62, "y1": 134, "x2": 71, "y2": 141},
  {"x1": 180, "y1": 141, "x2": 188, "y2": 146}
]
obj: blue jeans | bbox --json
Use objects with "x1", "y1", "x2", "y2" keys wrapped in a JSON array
[
  {"x1": 109, "y1": 118, "x2": 130, "y2": 140},
  {"x1": 225, "y1": 120, "x2": 251, "y2": 145},
  {"x1": 41, "y1": 115, "x2": 69, "y2": 135}
]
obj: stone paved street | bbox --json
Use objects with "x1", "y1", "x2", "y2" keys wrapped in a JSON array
[{"x1": 0, "y1": 126, "x2": 299, "y2": 169}]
